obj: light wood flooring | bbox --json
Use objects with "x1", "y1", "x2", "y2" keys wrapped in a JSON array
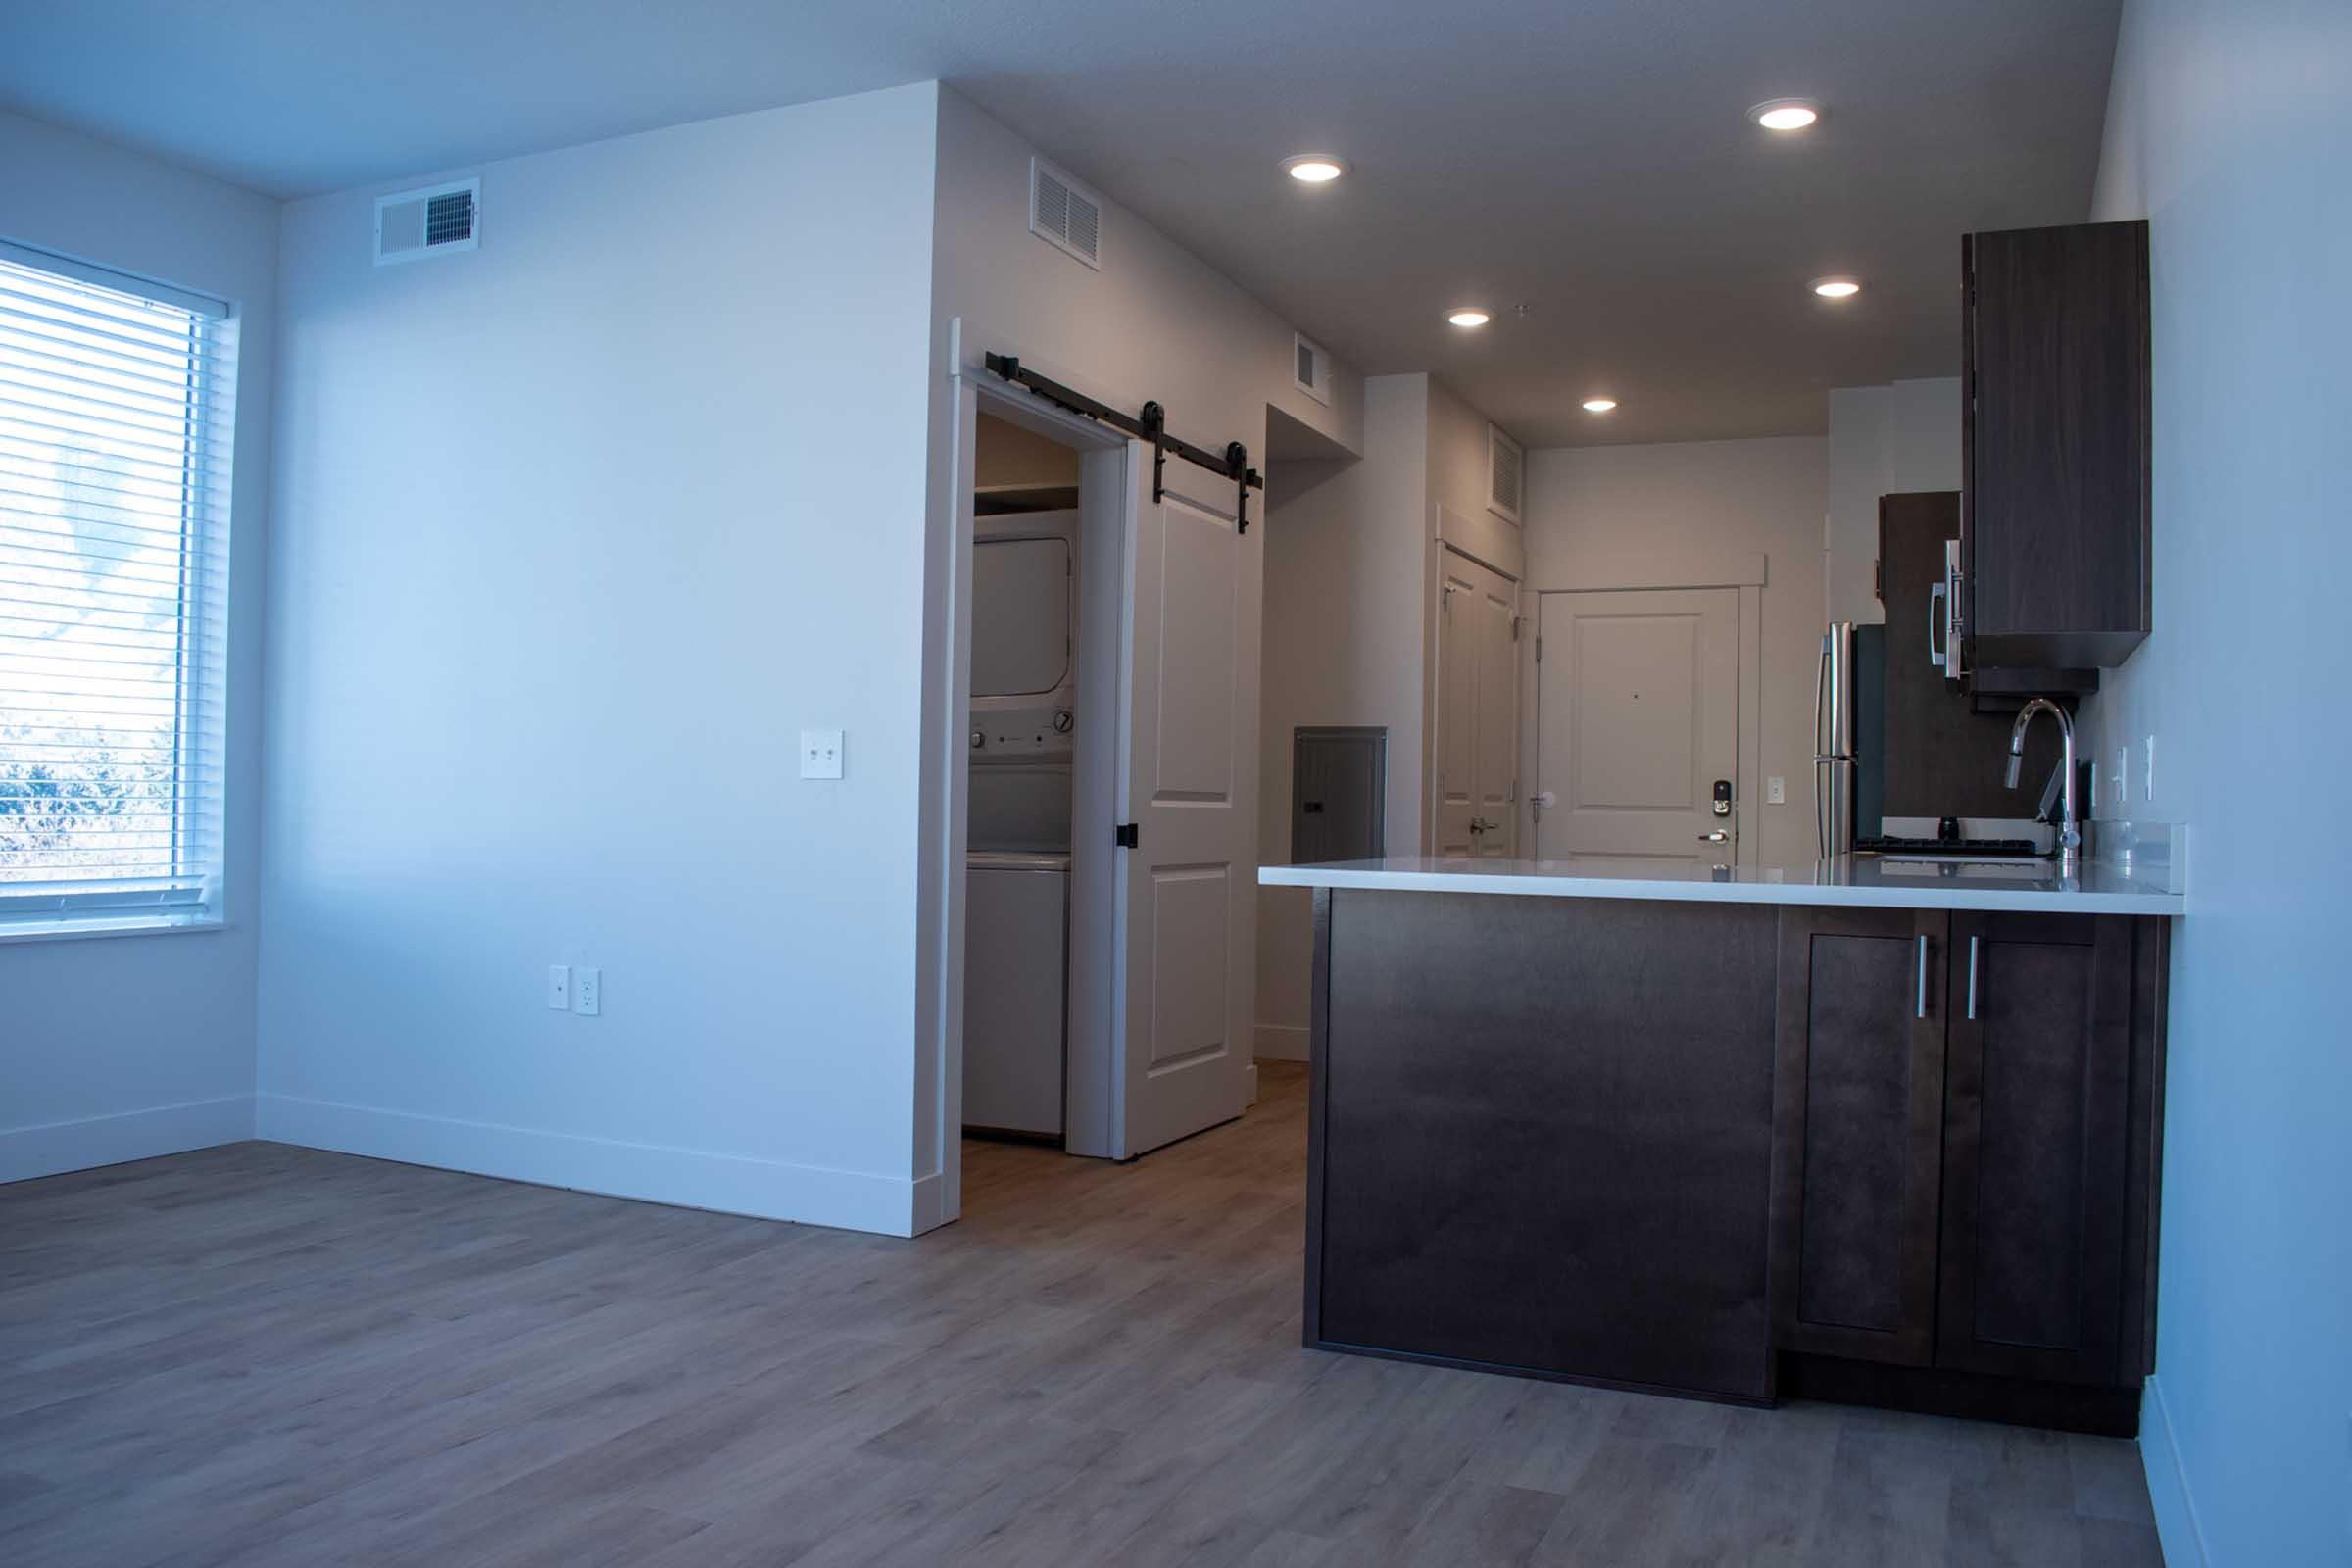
[{"x1": 0, "y1": 1062, "x2": 2162, "y2": 1566}]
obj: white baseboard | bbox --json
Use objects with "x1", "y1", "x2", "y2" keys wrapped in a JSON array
[
  {"x1": 2140, "y1": 1375, "x2": 2210, "y2": 1568},
  {"x1": 1254, "y1": 1022, "x2": 1309, "y2": 1062},
  {"x1": 256, "y1": 1094, "x2": 923, "y2": 1237},
  {"x1": 0, "y1": 1095, "x2": 255, "y2": 1185}
]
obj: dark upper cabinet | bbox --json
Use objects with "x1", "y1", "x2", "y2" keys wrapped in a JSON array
[
  {"x1": 1769, "y1": 906, "x2": 1948, "y2": 1367},
  {"x1": 1770, "y1": 907, "x2": 2168, "y2": 1391},
  {"x1": 1962, "y1": 220, "x2": 2152, "y2": 669}
]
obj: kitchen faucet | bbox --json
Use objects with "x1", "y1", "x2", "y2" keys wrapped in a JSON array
[{"x1": 2005, "y1": 697, "x2": 2079, "y2": 867}]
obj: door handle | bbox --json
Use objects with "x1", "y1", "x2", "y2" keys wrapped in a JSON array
[
  {"x1": 1698, "y1": 830, "x2": 1731, "y2": 844},
  {"x1": 1929, "y1": 579, "x2": 1949, "y2": 668},
  {"x1": 1917, "y1": 935, "x2": 1930, "y2": 1018},
  {"x1": 1966, "y1": 935, "x2": 1979, "y2": 1020}
]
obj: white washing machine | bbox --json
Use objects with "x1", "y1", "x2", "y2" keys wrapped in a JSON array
[{"x1": 962, "y1": 851, "x2": 1068, "y2": 1140}]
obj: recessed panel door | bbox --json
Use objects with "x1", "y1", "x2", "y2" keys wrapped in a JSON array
[
  {"x1": 1435, "y1": 548, "x2": 1520, "y2": 858},
  {"x1": 1535, "y1": 587, "x2": 1739, "y2": 863},
  {"x1": 1114, "y1": 455, "x2": 1258, "y2": 1157}
]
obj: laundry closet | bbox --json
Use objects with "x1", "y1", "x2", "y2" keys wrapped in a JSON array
[{"x1": 961, "y1": 413, "x2": 1082, "y2": 1143}]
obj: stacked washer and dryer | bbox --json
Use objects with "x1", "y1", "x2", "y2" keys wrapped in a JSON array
[{"x1": 963, "y1": 503, "x2": 1080, "y2": 1142}]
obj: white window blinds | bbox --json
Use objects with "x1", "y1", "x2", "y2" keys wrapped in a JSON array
[{"x1": 0, "y1": 245, "x2": 236, "y2": 925}]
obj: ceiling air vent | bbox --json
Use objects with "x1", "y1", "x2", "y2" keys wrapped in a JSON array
[
  {"x1": 1487, "y1": 423, "x2": 1525, "y2": 525},
  {"x1": 375, "y1": 177, "x2": 480, "y2": 267},
  {"x1": 1294, "y1": 332, "x2": 1332, "y2": 407},
  {"x1": 1029, "y1": 158, "x2": 1102, "y2": 270}
]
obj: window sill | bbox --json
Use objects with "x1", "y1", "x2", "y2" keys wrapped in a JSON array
[{"x1": 0, "y1": 914, "x2": 228, "y2": 948}]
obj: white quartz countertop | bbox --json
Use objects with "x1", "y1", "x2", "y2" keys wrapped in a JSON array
[{"x1": 1257, "y1": 854, "x2": 2183, "y2": 915}]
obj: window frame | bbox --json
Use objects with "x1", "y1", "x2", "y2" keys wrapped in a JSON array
[{"x1": 0, "y1": 240, "x2": 236, "y2": 939}]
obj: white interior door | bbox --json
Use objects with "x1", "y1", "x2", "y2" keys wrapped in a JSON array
[
  {"x1": 1435, "y1": 549, "x2": 1521, "y2": 858},
  {"x1": 1535, "y1": 587, "x2": 1739, "y2": 863},
  {"x1": 1114, "y1": 454, "x2": 1257, "y2": 1157}
]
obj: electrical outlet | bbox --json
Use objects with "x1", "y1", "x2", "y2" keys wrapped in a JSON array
[
  {"x1": 2143, "y1": 735, "x2": 2156, "y2": 803},
  {"x1": 547, "y1": 964, "x2": 570, "y2": 1010},
  {"x1": 800, "y1": 728, "x2": 844, "y2": 779},
  {"x1": 572, "y1": 966, "x2": 601, "y2": 1017},
  {"x1": 1766, "y1": 776, "x2": 1786, "y2": 805}
]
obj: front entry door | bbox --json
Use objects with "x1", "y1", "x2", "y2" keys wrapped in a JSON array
[
  {"x1": 1435, "y1": 549, "x2": 1521, "y2": 858},
  {"x1": 1535, "y1": 587, "x2": 1739, "y2": 863},
  {"x1": 1114, "y1": 452, "x2": 1257, "y2": 1157}
]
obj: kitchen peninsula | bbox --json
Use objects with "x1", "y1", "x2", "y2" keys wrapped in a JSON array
[{"x1": 1263, "y1": 853, "x2": 2181, "y2": 1436}]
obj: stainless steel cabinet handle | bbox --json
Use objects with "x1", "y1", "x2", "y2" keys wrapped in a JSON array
[
  {"x1": 1929, "y1": 580, "x2": 1949, "y2": 669},
  {"x1": 1698, "y1": 830, "x2": 1731, "y2": 843},
  {"x1": 1917, "y1": 935, "x2": 1929, "y2": 1018},
  {"x1": 1967, "y1": 936, "x2": 1979, "y2": 1020}
]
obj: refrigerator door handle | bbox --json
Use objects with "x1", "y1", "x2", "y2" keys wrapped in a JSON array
[
  {"x1": 1815, "y1": 759, "x2": 1829, "y2": 860},
  {"x1": 1812, "y1": 636, "x2": 1832, "y2": 859}
]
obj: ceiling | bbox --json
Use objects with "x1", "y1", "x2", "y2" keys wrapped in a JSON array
[{"x1": 0, "y1": 0, "x2": 2121, "y2": 447}]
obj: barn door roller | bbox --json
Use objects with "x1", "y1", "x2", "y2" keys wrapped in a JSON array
[{"x1": 984, "y1": 353, "x2": 1262, "y2": 532}]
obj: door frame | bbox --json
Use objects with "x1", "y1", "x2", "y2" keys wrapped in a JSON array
[
  {"x1": 921, "y1": 318, "x2": 1136, "y2": 1234},
  {"x1": 1519, "y1": 551, "x2": 1766, "y2": 866}
]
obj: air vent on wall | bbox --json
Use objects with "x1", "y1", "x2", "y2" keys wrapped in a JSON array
[
  {"x1": 1487, "y1": 423, "x2": 1525, "y2": 525},
  {"x1": 375, "y1": 177, "x2": 480, "y2": 266},
  {"x1": 1029, "y1": 158, "x2": 1102, "y2": 270},
  {"x1": 1294, "y1": 332, "x2": 1332, "y2": 407}
]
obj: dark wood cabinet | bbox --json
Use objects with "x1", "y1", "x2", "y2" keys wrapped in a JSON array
[
  {"x1": 1308, "y1": 890, "x2": 1782, "y2": 1401},
  {"x1": 1769, "y1": 906, "x2": 2168, "y2": 1414},
  {"x1": 1962, "y1": 220, "x2": 2151, "y2": 669},
  {"x1": 1937, "y1": 912, "x2": 2137, "y2": 1384},
  {"x1": 1877, "y1": 493, "x2": 2076, "y2": 811},
  {"x1": 1769, "y1": 906, "x2": 1947, "y2": 1367}
]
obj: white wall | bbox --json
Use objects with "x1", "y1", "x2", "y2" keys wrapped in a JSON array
[
  {"x1": 2082, "y1": 2, "x2": 2352, "y2": 1560},
  {"x1": 258, "y1": 86, "x2": 943, "y2": 1233},
  {"x1": 1825, "y1": 377, "x2": 1962, "y2": 625},
  {"x1": 0, "y1": 112, "x2": 276, "y2": 1182},
  {"x1": 1254, "y1": 373, "x2": 1500, "y2": 1050},
  {"x1": 1518, "y1": 437, "x2": 1827, "y2": 868},
  {"x1": 921, "y1": 88, "x2": 1362, "y2": 1139}
]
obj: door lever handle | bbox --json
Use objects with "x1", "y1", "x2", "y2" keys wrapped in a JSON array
[{"x1": 1698, "y1": 830, "x2": 1731, "y2": 844}]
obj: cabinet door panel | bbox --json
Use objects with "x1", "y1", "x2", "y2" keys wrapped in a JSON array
[
  {"x1": 1938, "y1": 912, "x2": 2132, "y2": 1383},
  {"x1": 1769, "y1": 906, "x2": 1948, "y2": 1366},
  {"x1": 1963, "y1": 220, "x2": 2151, "y2": 667}
]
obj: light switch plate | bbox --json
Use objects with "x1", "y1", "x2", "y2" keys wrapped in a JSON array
[
  {"x1": 547, "y1": 964, "x2": 570, "y2": 1010},
  {"x1": 572, "y1": 967, "x2": 601, "y2": 1017},
  {"x1": 800, "y1": 728, "x2": 844, "y2": 779},
  {"x1": 1766, "y1": 776, "x2": 1786, "y2": 805}
]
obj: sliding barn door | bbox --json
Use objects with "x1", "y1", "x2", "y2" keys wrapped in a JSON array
[{"x1": 1113, "y1": 449, "x2": 1258, "y2": 1156}]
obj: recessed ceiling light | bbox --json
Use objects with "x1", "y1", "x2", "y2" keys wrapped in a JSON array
[
  {"x1": 1447, "y1": 309, "x2": 1491, "y2": 327},
  {"x1": 1582, "y1": 397, "x2": 1618, "y2": 414},
  {"x1": 1282, "y1": 154, "x2": 1348, "y2": 183},
  {"x1": 1811, "y1": 277, "x2": 1862, "y2": 298},
  {"x1": 1751, "y1": 98, "x2": 1821, "y2": 131}
]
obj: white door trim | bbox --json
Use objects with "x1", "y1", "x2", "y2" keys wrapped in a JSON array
[
  {"x1": 920, "y1": 318, "x2": 1135, "y2": 1234},
  {"x1": 1541, "y1": 550, "x2": 1767, "y2": 593}
]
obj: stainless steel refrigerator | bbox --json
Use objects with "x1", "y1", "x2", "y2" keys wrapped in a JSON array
[{"x1": 1812, "y1": 621, "x2": 1885, "y2": 858}]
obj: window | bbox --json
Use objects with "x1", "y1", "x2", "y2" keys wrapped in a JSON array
[{"x1": 0, "y1": 244, "x2": 236, "y2": 931}]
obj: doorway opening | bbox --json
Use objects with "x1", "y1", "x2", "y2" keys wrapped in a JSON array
[
  {"x1": 961, "y1": 411, "x2": 1082, "y2": 1150},
  {"x1": 936, "y1": 354, "x2": 1262, "y2": 1227}
]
